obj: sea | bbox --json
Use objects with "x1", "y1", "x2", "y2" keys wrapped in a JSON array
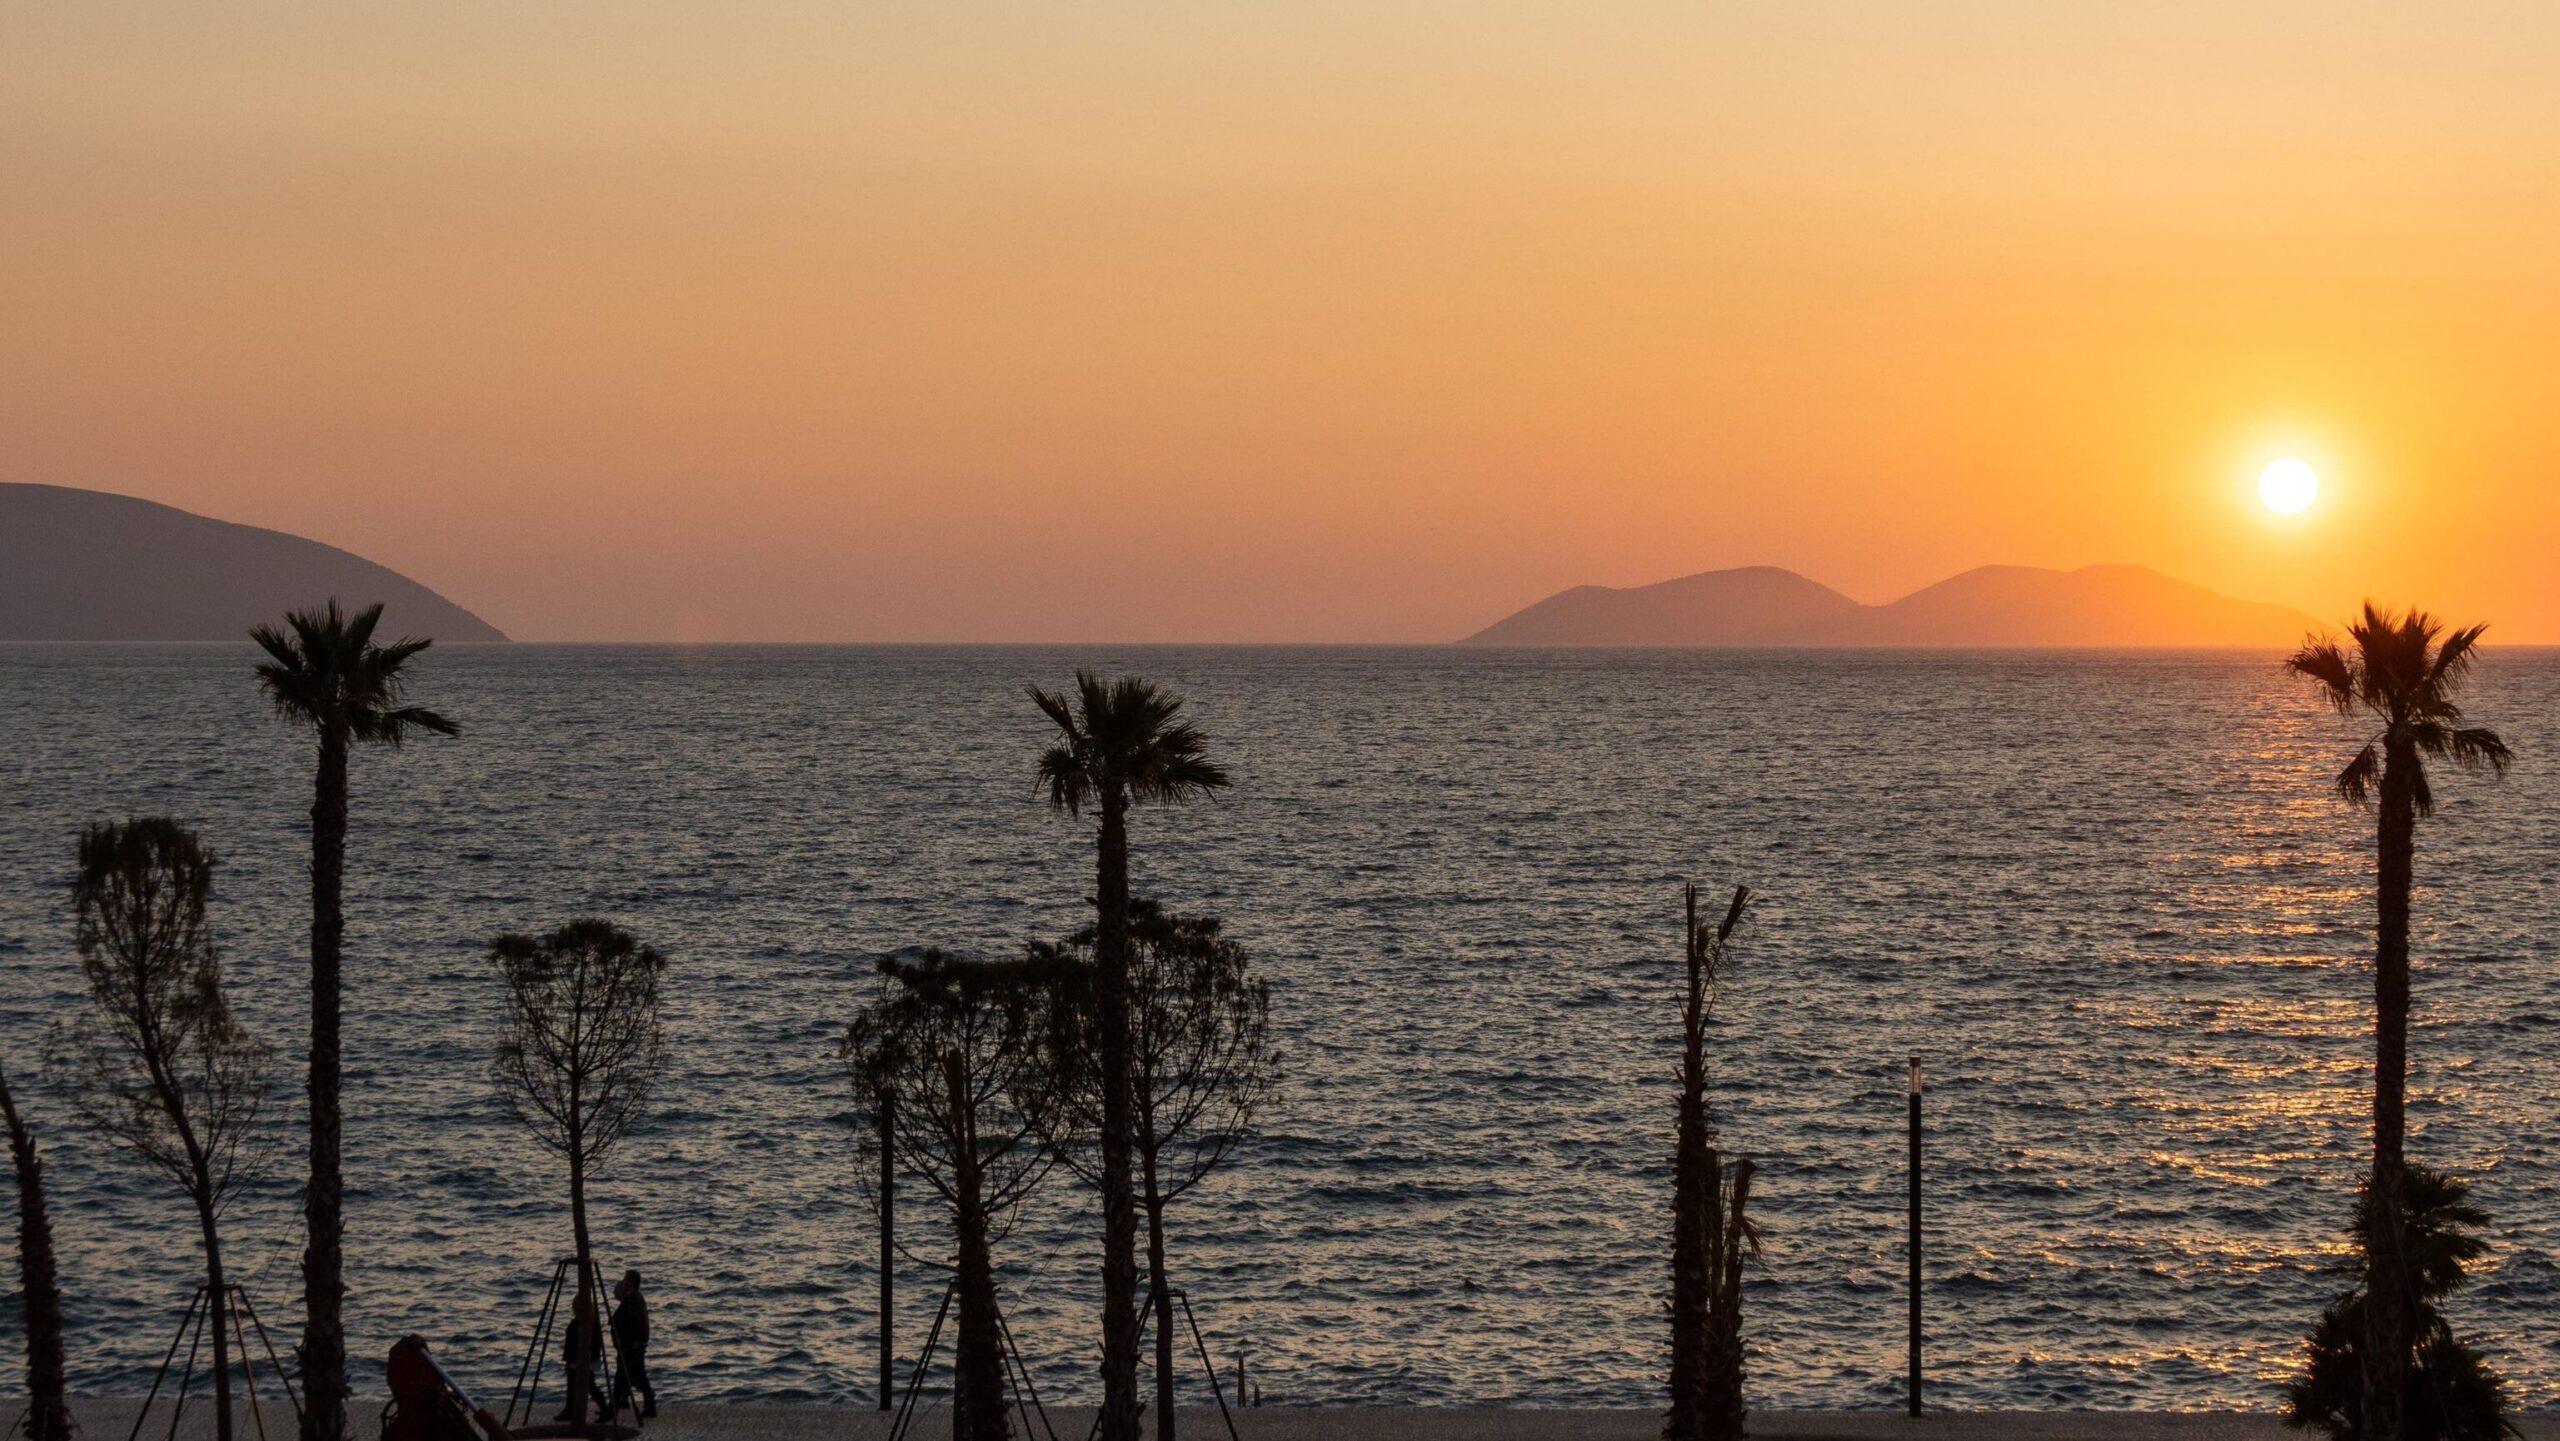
[{"x1": 2, "y1": 644, "x2": 2555, "y2": 1413}]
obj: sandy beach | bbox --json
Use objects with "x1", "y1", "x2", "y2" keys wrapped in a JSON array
[{"x1": 60, "y1": 1402, "x2": 2560, "y2": 1441}]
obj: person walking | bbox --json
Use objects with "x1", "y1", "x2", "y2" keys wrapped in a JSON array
[
  {"x1": 611, "y1": 1270, "x2": 657, "y2": 1421},
  {"x1": 557, "y1": 1290, "x2": 610, "y2": 1422}
]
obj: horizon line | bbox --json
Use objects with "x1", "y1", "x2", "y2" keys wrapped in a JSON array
[{"x1": 14, "y1": 638, "x2": 2560, "y2": 651}]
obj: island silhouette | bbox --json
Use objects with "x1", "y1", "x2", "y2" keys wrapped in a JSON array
[
  {"x1": 7, "y1": 482, "x2": 2324, "y2": 649},
  {"x1": 1465, "y1": 563, "x2": 2323, "y2": 647},
  {"x1": 1, "y1": 484, "x2": 506, "y2": 642}
]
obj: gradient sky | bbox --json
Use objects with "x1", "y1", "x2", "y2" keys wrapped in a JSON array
[{"x1": 6, "y1": 4, "x2": 2556, "y2": 641}]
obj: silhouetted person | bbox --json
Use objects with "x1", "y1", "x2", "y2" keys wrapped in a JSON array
[
  {"x1": 557, "y1": 1291, "x2": 609, "y2": 1422},
  {"x1": 610, "y1": 1270, "x2": 657, "y2": 1420}
]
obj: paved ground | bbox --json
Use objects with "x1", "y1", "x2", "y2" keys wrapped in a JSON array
[{"x1": 57, "y1": 1401, "x2": 2560, "y2": 1441}]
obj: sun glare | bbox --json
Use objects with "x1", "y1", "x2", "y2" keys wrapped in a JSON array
[{"x1": 2257, "y1": 458, "x2": 2320, "y2": 515}]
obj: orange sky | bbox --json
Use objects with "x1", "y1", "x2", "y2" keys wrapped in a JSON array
[{"x1": 5, "y1": 4, "x2": 2556, "y2": 641}]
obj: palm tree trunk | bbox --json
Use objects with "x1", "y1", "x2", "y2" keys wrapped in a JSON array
[
  {"x1": 948, "y1": 1053, "x2": 1009, "y2": 1441},
  {"x1": 199, "y1": 1186, "x2": 237, "y2": 1441},
  {"x1": 570, "y1": 1130, "x2": 596, "y2": 1429},
  {"x1": 2361, "y1": 739, "x2": 2418, "y2": 1441},
  {"x1": 0, "y1": 1070, "x2": 72, "y2": 1441},
  {"x1": 302, "y1": 724, "x2": 350, "y2": 1441},
  {"x1": 1143, "y1": 1154, "x2": 1175, "y2": 1441},
  {"x1": 1094, "y1": 787, "x2": 1141, "y2": 1441},
  {"x1": 1665, "y1": 894, "x2": 1710, "y2": 1441},
  {"x1": 1704, "y1": 1158, "x2": 1754, "y2": 1441}
]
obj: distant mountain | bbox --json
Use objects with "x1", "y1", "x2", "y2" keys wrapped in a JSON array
[
  {"x1": 1462, "y1": 565, "x2": 1862, "y2": 646},
  {"x1": 0, "y1": 484, "x2": 507, "y2": 642},
  {"x1": 1463, "y1": 562, "x2": 2320, "y2": 647},
  {"x1": 1821, "y1": 564, "x2": 2320, "y2": 647}
]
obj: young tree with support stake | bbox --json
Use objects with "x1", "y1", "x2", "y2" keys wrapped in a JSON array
[
  {"x1": 0, "y1": 1063, "x2": 73, "y2": 1441},
  {"x1": 253, "y1": 599, "x2": 457, "y2": 1441},
  {"x1": 1031, "y1": 673, "x2": 1230, "y2": 1441},
  {"x1": 489, "y1": 920, "x2": 668, "y2": 1432},
  {"x1": 53, "y1": 819, "x2": 274, "y2": 1441},
  {"x1": 1665, "y1": 883, "x2": 1753, "y2": 1441},
  {"x1": 1036, "y1": 902, "x2": 1276, "y2": 1441},
  {"x1": 844, "y1": 950, "x2": 1067, "y2": 1441}
]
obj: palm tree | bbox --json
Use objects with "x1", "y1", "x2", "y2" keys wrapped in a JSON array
[
  {"x1": 253, "y1": 600, "x2": 457, "y2": 1441},
  {"x1": 1668, "y1": 884, "x2": 1751, "y2": 1441},
  {"x1": 1031, "y1": 673, "x2": 1229, "y2": 1441},
  {"x1": 0, "y1": 1065, "x2": 72, "y2": 1441},
  {"x1": 2287, "y1": 605, "x2": 2511, "y2": 1441},
  {"x1": 2284, "y1": 1166, "x2": 2516, "y2": 1440}
]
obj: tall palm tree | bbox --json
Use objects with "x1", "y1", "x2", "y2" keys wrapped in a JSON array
[
  {"x1": 253, "y1": 600, "x2": 456, "y2": 1441},
  {"x1": 2287, "y1": 604, "x2": 2510, "y2": 1441},
  {"x1": 1031, "y1": 673, "x2": 1229, "y2": 1441}
]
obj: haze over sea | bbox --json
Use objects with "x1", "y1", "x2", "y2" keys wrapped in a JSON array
[{"x1": 4, "y1": 645, "x2": 2557, "y2": 1413}]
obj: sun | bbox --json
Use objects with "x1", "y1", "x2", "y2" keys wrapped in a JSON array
[{"x1": 2258, "y1": 457, "x2": 2319, "y2": 515}]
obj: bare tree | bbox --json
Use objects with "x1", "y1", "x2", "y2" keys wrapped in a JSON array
[
  {"x1": 1666, "y1": 884, "x2": 1754, "y2": 1441},
  {"x1": 0, "y1": 1063, "x2": 73, "y2": 1441},
  {"x1": 844, "y1": 950, "x2": 1067, "y2": 1441},
  {"x1": 52, "y1": 819, "x2": 273, "y2": 1441},
  {"x1": 1037, "y1": 902, "x2": 1275, "y2": 1441},
  {"x1": 488, "y1": 920, "x2": 667, "y2": 1430}
]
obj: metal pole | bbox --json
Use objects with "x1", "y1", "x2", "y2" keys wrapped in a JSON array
[
  {"x1": 130, "y1": 1288, "x2": 208, "y2": 1441},
  {"x1": 878, "y1": 1089, "x2": 895, "y2": 1412},
  {"x1": 1907, "y1": 1056, "x2": 1923, "y2": 1419}
]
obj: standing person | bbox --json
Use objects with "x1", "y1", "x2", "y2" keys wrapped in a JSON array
[
  {"x1": 610, "y1": 1271, "x2": 657, "y2": 1421},
  {"x1": 557, "y1": 1291, "x2": 610, "y2": 1423}
]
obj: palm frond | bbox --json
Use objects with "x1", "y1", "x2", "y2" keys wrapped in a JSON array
[
  {"x1": 1028, "y1": 684, "x2": 1079, "y2": 738},
  {"x1": 250, "y1": 599, "x2": 456, "y2": 745},
  {"x1": 291, "y1": 602, "x2": 338, "y2": 655},
  {"x1": 2335, "y1": 743, "x2": 2381, "y2": 808},
  {"x1": 2442, "y1": 725, "x2": 2513, "y2": 776},
  {"x1": 371, "y1": 635, "x2": 435, "y2": 674},
  {"x1": 2367, "y1": 606, "x2": 2442, "y2": 709},
  {"x1": 344, "y1": 601, "x2": 384, "y2": 652},
  {"x1": 1032, "y1": 671, "x2": 1230, "y2": 811},
  {"x1": 1036, "y1": 744, "x2": 1091, "y2": 814},
  {"x1": 2296, "y1": 604, "x2": 2509, "y2": 821},
  {"x1": 2285, "y1": 640, "x2": 2361, "y2": 716},
  {"x1": 1716, "y1": 885, "x2": 1751, "y2": 945},
  {"x1": 1128, "y1": 730, "x2": 1232, "y2": 803},
  {"x1": 358, "y1": 705, "x2": 459, "y2": 745},
  {"x1": 249, "y1": 623, "x2": 301, "y2": 671}
]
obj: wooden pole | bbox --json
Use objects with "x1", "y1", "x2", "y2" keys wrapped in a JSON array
[
  {"x1": 878, "y1": 1088, "x2": 895, "y2": 1411},
  {"x1": 1907, "y1": 1056, "x2": 1922, "y2": 1419}
]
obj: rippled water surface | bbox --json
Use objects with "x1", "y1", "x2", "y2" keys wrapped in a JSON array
[{"x1": 3, "y1": 645, "x2": 2556, "y2": 1412}]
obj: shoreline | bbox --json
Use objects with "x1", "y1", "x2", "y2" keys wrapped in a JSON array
[{"x1": 53, "y1": 1403, "x2": 2560, "y2": 1441}]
